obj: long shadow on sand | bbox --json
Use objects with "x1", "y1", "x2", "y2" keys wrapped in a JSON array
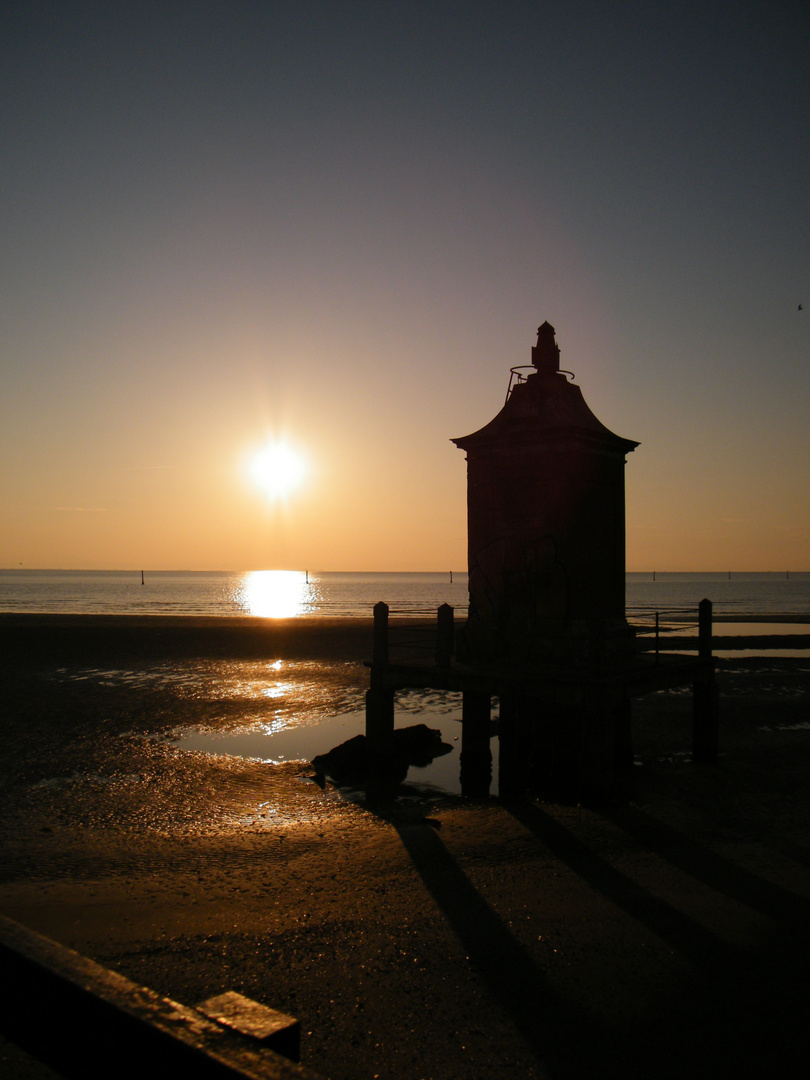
[
  {"x1": 385, "y1": 797, "x2": 810, "y2": 1079},
  {"x1": 600, "y1": 803, "x2": 810, "y2": 925},
  {"x1": 505, "y1": 801, "x2": 748, "y2": 977},
  {"x1": 507, "y1": 799, "x2": 810, "y2": 1079},
  {"x1": 393, "y1": 817, "x2": 622, "y2": 1079}
]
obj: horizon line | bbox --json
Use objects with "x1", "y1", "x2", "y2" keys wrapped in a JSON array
[{"x1": 2, "y1": 567, "x2": 808, "y2": 576}]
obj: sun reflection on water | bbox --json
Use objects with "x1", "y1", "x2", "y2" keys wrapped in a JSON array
[{"x1": 236, "y1": 570, "x2": 313, "y2": 618}]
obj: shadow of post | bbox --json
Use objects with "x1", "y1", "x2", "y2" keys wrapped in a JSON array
[
  {"x1": 392, "y1": 818, "x2": 620, "y2": 1079},
  {"x1": 599, "y1": 803, "x2": 810, "y2": 926},
  {"x1": 504, "y1": 800, "x2": 746, "y2": 975},
  {"x1": 504, "y1": 798, "x2": 810, "y2": 1079}
]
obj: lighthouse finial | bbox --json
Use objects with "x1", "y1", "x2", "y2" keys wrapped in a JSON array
[{"x1": 531, "y1": 321, "x2": 560, "y2": 375}]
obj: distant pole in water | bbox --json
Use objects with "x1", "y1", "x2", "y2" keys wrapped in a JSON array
[
  {"x1": 305, "y1": 569, "x2": 309, "y2": 584},
  {"x1": 653, "y1": 570, "x2": 656, "y2": 581},
  {"x1": 450, "y1": 570, "x2": 453, "y2": 583},
  {"x1": 141, "y1": 570, "x2": 144, "y2": 585}
]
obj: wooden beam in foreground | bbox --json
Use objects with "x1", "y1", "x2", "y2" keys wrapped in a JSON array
[{"x1": 0, "y1": 914, "x2": 322, "y2": 1080}]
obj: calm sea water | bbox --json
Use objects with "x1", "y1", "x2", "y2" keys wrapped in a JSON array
[
  {"x1": 0, "y1": 570, "x2": 465, "y2": 617},
  {"x1": 1, "y1": 569, "x2": 809, "y2": 618}
]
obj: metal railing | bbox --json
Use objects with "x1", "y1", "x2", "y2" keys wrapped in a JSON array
[
  {"x1": 505, "y1": 365, "x2": 575, "y2": 403},
  {"x1": 370, "y1": 601, "x2": 714, "y2": 669},
  {"x1": 629, "y1": 607, "x2": 698, "y2": 663},
  {"x1": 628, "y1": 603, "x2": 711, "y2": 664}
]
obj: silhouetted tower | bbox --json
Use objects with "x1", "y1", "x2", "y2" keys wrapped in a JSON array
[{"x1": 452, "y1": 322, "x2": 639, "y2": 667}]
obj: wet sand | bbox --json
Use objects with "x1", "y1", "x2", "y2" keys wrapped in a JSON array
[{"x1": 1, "y1": 615, "x2": 810, "y2": 1079}]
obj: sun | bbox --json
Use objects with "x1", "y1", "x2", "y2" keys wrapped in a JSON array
[{"x1": 250, "y1": 441, "x2": 308, "y2": 500}]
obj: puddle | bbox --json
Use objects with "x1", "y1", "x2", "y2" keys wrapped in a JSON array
[
  {"x1": 713, "y1": 649, "x2": 810, "y2": 659},
  {"x1": 172, "y1": 706, "x2": 501, "y2": 797}
]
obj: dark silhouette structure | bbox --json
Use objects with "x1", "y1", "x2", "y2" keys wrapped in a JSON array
[
  {"x1": 453, "y1": 321, "x2": 638, "y2": 670},
  {"x1": 366, "y1": 323, "x2": 717, "y2": 802}
]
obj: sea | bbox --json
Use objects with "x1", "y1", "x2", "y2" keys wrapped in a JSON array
[
  {"x1": 1, "y1": 568, "x2": 809, "y2": 619},
  {"x1": 4, "y1": 569, "x2": 807, "y2": 797}
]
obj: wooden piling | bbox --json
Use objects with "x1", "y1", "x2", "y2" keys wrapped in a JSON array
[
  {"x1": 698, "y1": 597, "x2": 712, "y2": 661},
  {"x1": 436, "y1": 603, "x2": 454, "y2": 667},
  {"x1": 372, "y1": 600, "x2": 389, "y2": 665},
  {"x1": 693, "y1": 598, "x2": 719, "y2": 764},
  {"x1": 367, "y1": 602, "x2": 394, "y2": 784},
  {"x1": 460, "y1": 690, "x2": 492, "y2": 798}
]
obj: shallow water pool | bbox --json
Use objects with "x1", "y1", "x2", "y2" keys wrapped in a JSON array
[{"x1": 173, "y1": 700, "x2": 500, "y2": 798}]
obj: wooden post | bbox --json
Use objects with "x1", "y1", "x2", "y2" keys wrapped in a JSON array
[
  {"x1": 436, "y1": 603, "x2": 454, "y2": 667},
  {"x1": 365, "y1": 684, "x2": 395, "y2": 786},
  {"x1": 460, "y1": 690, "x2": 491, "y2": 798},
  {"x1": 693, "y1": 598, "x2": 719, "y2": 764},
  {"x1": 698, "y1": 597, "x2": 712, "y2": 661},
  {"x1": 372, "y1": 601, "x2": 389, "y2": 665},
  {"x1": 497, "y1": 694, "x2": 520, "y2": 798},
  {"x1": 368, "y1": 602, "x2": 393, "y2": 787}
]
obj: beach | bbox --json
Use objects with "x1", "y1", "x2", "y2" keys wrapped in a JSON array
[{"x1": 1, "y1": 614, "x2": 810, "y2": 1079}]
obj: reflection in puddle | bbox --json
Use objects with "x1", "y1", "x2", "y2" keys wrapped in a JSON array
[
  {"x1": 173, "y1": 704, "x2": 499, "y2": 797},
  {"x1": 714, "y1": 649, "x2": 810, "y2": 659},
  {"x1": 175, "y1": 710, "x2": 367, "y2": 764},
  {"x1": 54, "y1": 659, "x2": 367, "y2": 722},
  {"x1": 713, "y1": 623, "x2": 810, "y2": 636},
  {"x1": 52, "y1": 661, "x2": 500, "y2": 795}
]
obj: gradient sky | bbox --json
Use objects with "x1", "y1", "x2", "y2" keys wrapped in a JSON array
[{"x1": 3, "y1": 0, "x2": 808, "y2": 571}]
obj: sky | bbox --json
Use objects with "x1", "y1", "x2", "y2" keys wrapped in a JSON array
[{"x1": 2, "y1": 0, "x2": 808, "y2": 572}]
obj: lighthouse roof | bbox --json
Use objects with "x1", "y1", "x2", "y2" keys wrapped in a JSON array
[{"x1": 452, "y1": 326, "x2": 638, "y2": 456}]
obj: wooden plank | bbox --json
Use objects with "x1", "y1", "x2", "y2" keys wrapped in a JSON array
[
  {"x1": 0, "y1": 915, "x2": 321, "y2": 1080},
  {"x1": 196, "y1": 992, "x2": 300, "y2": 1062}
]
